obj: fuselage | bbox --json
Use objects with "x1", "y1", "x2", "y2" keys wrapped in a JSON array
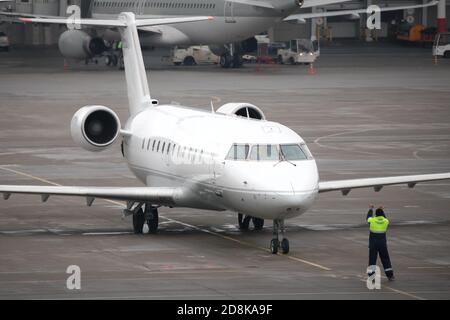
[
  {"x1": 91, "y1": 0, "x2": 300, "y2": 46},
  {"x1": 123, "y1": 104, "x2": 320, "y2": 220}
]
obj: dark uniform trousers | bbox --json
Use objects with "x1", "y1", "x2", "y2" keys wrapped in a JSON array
[{"x1": 368, "y1": 233, "x2": 394, "y2": 278}]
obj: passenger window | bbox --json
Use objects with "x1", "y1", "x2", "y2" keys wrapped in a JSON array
[
  {"x1": 167, "y1": 143, "x2": 171, "y2": 155},
  {"x1": 147, "y1": 139, "x2": 151, "y2": 150},
  {"x1": 157, "y1": 141, "x2": 160, "y2": 152},
  {"x1": 141, "y1": 138, "x2": 145, "y2": 149},
  {"x1": 152, "y1": 140, "x2": 156, "y2": 151},
  {"x1": 249, "y1": 145, "x2": 279, "y2": 161},
  {"x1": 162, "y1": 142, "x2": 166, "y2": 153},
  {"x1": 226, "y1": 144, "x2": 250, "y2": 160}
]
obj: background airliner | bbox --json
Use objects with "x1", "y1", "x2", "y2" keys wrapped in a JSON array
[
  {"x1": 0, "y1": 0, "x2": 437, "y2": 68},
  {"x1": 2, "y1": 11, "x2": 449, "y2": 255}
]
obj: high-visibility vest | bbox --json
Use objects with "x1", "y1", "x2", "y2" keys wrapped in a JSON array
[{"x1": 367, "y1": 216, "x2": 389, "y2": 233}]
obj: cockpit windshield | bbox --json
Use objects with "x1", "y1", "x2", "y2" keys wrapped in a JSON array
[{"x1": 225, "y1": 143, "x2": 313, "y2": 161}]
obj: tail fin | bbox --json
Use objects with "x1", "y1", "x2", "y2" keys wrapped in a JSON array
[
  {"x1": 20, "y1": 13, "x2": 213, "y2": 116},
  {"x1": 118, "y1": 13, "x2": 151, "y2": 116}
]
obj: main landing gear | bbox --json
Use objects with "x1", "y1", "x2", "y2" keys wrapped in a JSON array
[
  {"x1": 132, "y1": 203, "x2": 159, "y2": 234},
  {"x1": 270, "y1": 219, "x2": 289, "y2": 254},
  {"x1": 238, "y1": 213, "x2": 264, "y2": 231},
  {"x1": 219, "y1": 43, "x2": 243, "y2": 69}
]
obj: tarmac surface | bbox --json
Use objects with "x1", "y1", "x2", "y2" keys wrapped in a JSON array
[{"x1": 0, "y1": 43, "x2": 449, "y2": 300}]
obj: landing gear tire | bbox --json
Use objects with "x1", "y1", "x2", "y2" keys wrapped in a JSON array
[
  {"x1": 445, "y1": 51, "x2": 450, "y2": 59},
  {"x1": 145, "y1": 205, "x2": 159, "y2": 234},
  {"x1": 232, "y1": 54, "x2": 243, "y2": 68},
  {"x1": 278, "y1": 55, "x2": 284, "y2": 64},
  {"x1": 271, "y1": 219, "x2": 289, "y2": 254},
  {"x1": 132, "y1": 208, "x2": 145, "y2": 234},
  {"x1": 111, "y1": 54, "x2": 118, "y2": 67},
  {"x1": 252, "y1": 217, "x2": 264, "y2": 230},
  {"x1": 220, "y1": 54, "x2": 232, "y2": 68},
  {"x1": 281, "y1": 238, "x2": 290, "y2": 254},
  {"x1": 105, "y1": 55, "x2": 112, "y2": 66},
  {"x1": 270, "y1": 239, "x2": 279, "y2": 254},
  {"x1": 238, "y1": 213, "x2": 251, "y2": 230},
  {"x1": 289, "y1": 57, "x2": 296, "y2": 65},
  {"x1": 183, "y1": 56, "x2": 196, "y2": 66}
]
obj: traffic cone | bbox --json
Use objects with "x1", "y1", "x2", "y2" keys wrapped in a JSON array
[
  {"x1": 433, "y1": 55, "x2": 438, "y2": 66},
  {"x1": 63, "y1": 59, "x2": 69, "y2": 71},
  {"x1": 308, "y1": 63, "x2": 316, "y2": 75}
]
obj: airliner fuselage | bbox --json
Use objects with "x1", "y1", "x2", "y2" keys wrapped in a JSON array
[
  {"x1": 124, "y1": 104, "x2": 319, "y2": 220},
  {"x1": 92, "y1": 0, "x2": 300, "y2": 46}
]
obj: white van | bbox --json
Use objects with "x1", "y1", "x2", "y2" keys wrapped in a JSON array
[
  {"x1": 433, "y1": 33, "x2": 450, "y2": 58},
  {"x1": 172, "y1": 46, "x2": 219, "y2": 66}
]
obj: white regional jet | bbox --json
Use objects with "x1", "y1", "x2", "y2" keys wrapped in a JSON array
[
  {"x1": 1, "y1": 12, "x2": 450, "y2": 254},
  {"x1": 0, "y1": 0, "x2": 438, "y2": 68}
]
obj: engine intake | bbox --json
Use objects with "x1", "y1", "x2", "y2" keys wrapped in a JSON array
[
  {"x1": 216, "y1": 103, "x2": 266, "y2": 120},
  {"x1": 71, "y1": 106, "x2": 121, "y2": 152},
  {"x1": 59, "y1": 30, "x2": 107, "y2": 60}
]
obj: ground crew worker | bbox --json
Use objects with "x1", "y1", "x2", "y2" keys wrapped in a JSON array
[{"x1": 367, "y1": 206, "x2": 395, "y2": 281}]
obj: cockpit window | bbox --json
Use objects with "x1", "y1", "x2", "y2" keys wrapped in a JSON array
[
  {"x1": 226, "y1": 144, "x2": 250, "y2": 160},
  {"x1": 225, "y1": 143, "x2": 313, "y2": 161},
  {"x1": 280, "y1": 144, "x2": 308, "y2": 161},
  {"x1": 249, "y1": 144, "x2": 279, "y2": 161}
]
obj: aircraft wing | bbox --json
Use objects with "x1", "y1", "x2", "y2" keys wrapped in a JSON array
[
  {"x1": 0, "y1": 185, "x2": 179, "y2": 206},
  {"x1": 318, "y1": 172, "x2": 450, "y2": 196},
  {"x1": 0, "y1": 11, "x2": 61, "y2": 19},
  {"x1": 284, "y1": 0, "x2": 438, "y2": 22},
  {"x1": 226, "y1": 0, "x2": 351, "y2": 9},
  {"x1": 18, "y1": 16, "x2": 213, "y2": 27}
]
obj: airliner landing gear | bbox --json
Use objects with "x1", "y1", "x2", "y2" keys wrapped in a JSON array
[
  {"x1": 132, "y1": 207, "x2": 145, "y2": 234},
  {"x1": 132, "y1": 203, "x2": 158, "y2": 234},
  {"x1": 145, "y1": 204, "x2": 159, "y2": 234},
  {"x1": 238, "y1": 213, "x2": 264, "y2": 231},
  {"x1": 271, "y1": 219, "x2": 289, "y2": 254},
  {"x1": 219, "y1": 43, "x2": 243, "y2": 69}
]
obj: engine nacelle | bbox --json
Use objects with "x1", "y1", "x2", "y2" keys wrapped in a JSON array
[
  {"x1": 58, "y1": 30, "x2": 107, "y2": 60},
  {"x1": 71, "y1": 106, "x2": 121, "y2": 152},
  {"x1": 216, "y1": 103, "x2": 266, "y2": 120}
]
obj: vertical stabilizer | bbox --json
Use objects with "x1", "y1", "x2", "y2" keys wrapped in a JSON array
[{"x1": 118, "y1": 12, "x2": 152, "y2": 116}]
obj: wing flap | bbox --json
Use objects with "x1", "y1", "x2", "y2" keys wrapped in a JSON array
[{"x1": 319, "y1": 173, "x2": 450, "y2": 195}]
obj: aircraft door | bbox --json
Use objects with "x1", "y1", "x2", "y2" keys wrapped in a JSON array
[{"x1": 224, "y1": 1, "x2": 236, "y2": 23}]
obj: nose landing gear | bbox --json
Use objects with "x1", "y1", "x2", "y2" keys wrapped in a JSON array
[{"x1": 271, "y1": 219, "x2": 289, "y2": 254}]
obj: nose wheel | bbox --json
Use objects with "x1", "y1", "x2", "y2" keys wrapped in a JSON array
[{"x1": 271, "y1": 219, "x2": 289, "y2": 254}]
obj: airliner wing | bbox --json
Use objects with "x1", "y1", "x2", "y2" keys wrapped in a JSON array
[
  {"x1": 284, "y1": 0, "x2": 438, "y2": 22},
  {"x1": 226, "y1": 0, "x2": 350, "y2": 9},
  {"x1": 319, "y1": 173, "x2": 450, "y2": 196},
  {"x1": 18, "y1": 16, "x2": 213, "y2": 27},
  {"x1": 0, "y1": 11, "x2": 60, "y2": 19},
  {"x1": 0, "y1": 185, "x2": 179, "y2": 206},
  {"x1": 302, "y1": 0, "x2": 352, "y2": 8}
]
